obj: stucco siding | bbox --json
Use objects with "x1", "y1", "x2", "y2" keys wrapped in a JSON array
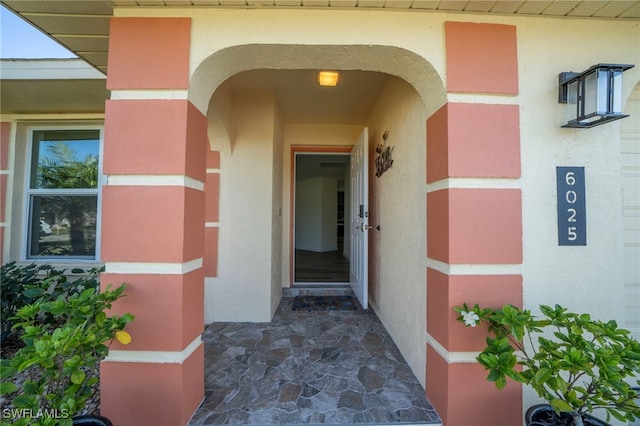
[{"x1": 366, "y1": 76, "x2": 428, "y2": 388}]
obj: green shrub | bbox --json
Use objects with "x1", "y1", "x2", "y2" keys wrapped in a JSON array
[
  {"x1": 455, "y1": 303, "x2": 640, "y2": 425},
  {"x1": 1, "y1": 262, "x2": 101, "y2": 343},
  {"x1": 0, "y1": 283, "x2": 133, "y2": 426}
]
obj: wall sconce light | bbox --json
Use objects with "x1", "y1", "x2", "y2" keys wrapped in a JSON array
[{"x1": 558, "y1": 63, "x2": 634, "y2": 128}]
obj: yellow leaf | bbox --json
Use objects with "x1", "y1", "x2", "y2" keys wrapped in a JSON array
[{"x1": 115, "y1": 330, "x2": 132, "y2": 345}]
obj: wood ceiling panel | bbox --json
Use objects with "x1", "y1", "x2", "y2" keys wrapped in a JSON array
[
  {"x1": 2, "y1": 1, "x2": 113, "y2": 15},
  {"x1": 410, "y1": 1, "x2": 440, "y2": 9},
  {"x1": 356, "y1": 0, "x2": 385, "y2": 7},
  {"x1": 567, "y1": 1, "x2": 607, "y2": 16},
  {"x1": 599, "y1": 1, "x2": 640, "y2": 17},
  {"x1": 24, "y1": 15, "x2": 110, "y2": 36},
  {"x1": 437, "y1": 1, "x2": 468, "y2": 11},
  {"x1": 302, "y1": 0, "x2": 330, "y2": 6},
  {"x1": 329, "y1": 0, "x2": 357, "y2": 5},
  {"x1": 464, "y1": 1, "x2": 496, "y2": 12},
  {"x1": 274, "y1": 0, "x2": 303, "y2": 5},
  {"x1": 56, "y1": 36, "x2": 110, "y2": 53},
  {"x1": 78, "y1": 53, "x2": 109, "y2": 67},
  {"x1": 135, "y1": 0, "x2": 167, "y2": 5},
  {"x1": 219, "y1": 0, "x2": 248, "y2": 5},
  {"x1": 620, "y1": 2, "x2": 640, "y2": 17},
  {"x1": 385, "y1": 0, "x2": 413, "y2": 8},
  {"x1": 490, "y1": 1, "x2": 524, "y2": 13},
  {"x1": 0, "y1": 79, "x2": 109, "y2": 114},
  {"x1": 247, "y1": 0, "x2": 275, "y2": 4},
  {"x1": 541, "y1": 1, "x2": 580, "y2": 16},
  {"x1": 517, "y1": 1, "x2": 553, "y2": 14}
]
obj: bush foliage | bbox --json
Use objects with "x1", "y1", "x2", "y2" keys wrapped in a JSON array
[{"x1": 455, "y1": 303, "x2": 640, "y2": 425}]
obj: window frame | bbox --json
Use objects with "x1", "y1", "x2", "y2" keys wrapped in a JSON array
[{"x1": 22, "y1": 125, "x2": 105, "y2": 262}]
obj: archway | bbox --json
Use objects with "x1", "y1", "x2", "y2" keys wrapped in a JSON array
[{"x1": 190, "y1": 41, "x2": 446, "y2": 414}]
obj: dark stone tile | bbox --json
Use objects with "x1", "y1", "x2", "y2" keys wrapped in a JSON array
[
  {"x1": 358, "y1": 365, "x2": 385, "y2": 391},
  {"x1": 265, "y1": 347, "x2": 291, "y2": 367},
  {"x1": 189, "y1": 297, "x2": 441, "y2": 425},
  {"x1": 301, "y1": 383, "x2": 321, "y2": 398},
  {"x1": 278, "y1": 383, "x2": 302, "y2": 403},
  {"x1": 338, "y1": 390, "x2": 366, "y2": 410}
]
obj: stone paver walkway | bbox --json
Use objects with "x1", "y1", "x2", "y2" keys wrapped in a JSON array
[{"x1": 188, "y1": 297, "x2": 440, "y2": 425}]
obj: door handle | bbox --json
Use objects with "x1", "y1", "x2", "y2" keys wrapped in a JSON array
[{"x1": 356, "y1": 224, "x2": 373, "y2": 231}]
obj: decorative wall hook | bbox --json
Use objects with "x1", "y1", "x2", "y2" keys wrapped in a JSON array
[{"x1": 375, "y1": 130, "x2": 394, "y2": 178}]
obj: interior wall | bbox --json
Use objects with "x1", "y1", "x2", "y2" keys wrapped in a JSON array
[
  {"x1": 205, "y1": 89, "x2": 278, "y2": 322},
  {"x1": 295, "y1": 176, "x2": 337, "y2": 252},
  {"x1": 365, "y1": 76, "x2": 428, "y2": 388}
]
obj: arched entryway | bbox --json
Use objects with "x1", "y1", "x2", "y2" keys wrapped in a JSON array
[{"x1": 100, "y1": 17, "x2": 524, "y2": 426}]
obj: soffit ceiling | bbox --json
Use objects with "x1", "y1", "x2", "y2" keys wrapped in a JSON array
[
  {"x1": 2, "y1": 1, "x2": 639, "y2": 76},
  {"x1": 2, "y1": 1, "x2": 638, "y2": 121}
]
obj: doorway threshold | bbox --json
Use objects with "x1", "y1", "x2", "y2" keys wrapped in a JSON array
[{"x1": 284, "y1": 284, "x2": 353, "y2": 297}]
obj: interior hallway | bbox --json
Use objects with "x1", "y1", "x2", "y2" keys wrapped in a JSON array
[{"x1": 189, "y1": 296, "x2": 440, "y2": 425}]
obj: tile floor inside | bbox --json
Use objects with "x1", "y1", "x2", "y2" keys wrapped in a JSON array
[{"x1": 189, "y1": 296, "x2": 441, "y2": 425}]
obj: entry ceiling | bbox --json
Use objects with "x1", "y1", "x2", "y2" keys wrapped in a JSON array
[{"x1": 224, "y1": 69, "x2": 389, "y2": 124}]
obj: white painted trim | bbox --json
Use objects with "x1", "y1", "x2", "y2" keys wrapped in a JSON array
[
  {"x1": 110, "y1": 90, "x2": 189, "y2": 101},
  {"x1": 0, "y1": 113, "x2": 104, "y2": 121},
  {"x1": 105, "y1": 258, "x2": 203, "y2": 275},
  {"x1": 426, "y1": 177, "x2": 521, "y2": 193},
  {"x1": 107, "y1": 175, "x2": 204, "y2": 191},
  {"x1": 206, "y1": 168, "x2": 220, "y2": 173},
  {"x1": 426, "y1": 333, "x2": 480, "y2": 364},
  {"x1": 21, "y1": 124, "x2": 104, "y2": 262},
  {"x1": 105, "y1": 336, "x2": 202, "y2": 364},
  {"x1": 427, "y1": 258, "x2": 521, "y2": 275},
  {"x1": 0, "y1": 59, "x2": 105, "y2": 80},
  {"x1": 2, "y1": 122, "x2": 16, "y2": 263},
  {"x1": 446, "y1": 93, "x2": 519, "y2": 105},
  {"x1": 205, "y1": 222, "x2": 219, "y2": 228}
]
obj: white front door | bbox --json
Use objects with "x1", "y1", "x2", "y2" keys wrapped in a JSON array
[{"x1": 350, "y1": 128, "x2": 369, "y2": 309}]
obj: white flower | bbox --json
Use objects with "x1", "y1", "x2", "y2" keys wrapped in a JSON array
[{"x1": 462, "y1": 311, "x2": 480, "y2": 327}]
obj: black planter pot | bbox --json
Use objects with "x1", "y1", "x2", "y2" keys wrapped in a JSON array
[
  {"x1": 72, "y1": 415, "x2": 113, "y2": 426},
  {"x1": 525, "y1": 404, "x2": 611, "y2": 426}
]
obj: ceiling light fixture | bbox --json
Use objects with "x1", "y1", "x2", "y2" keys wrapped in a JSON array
[{"x1": 318, "y1": 71, "x2": 340, "y2": 87}]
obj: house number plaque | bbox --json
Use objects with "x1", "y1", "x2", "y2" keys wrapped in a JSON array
[{"x1": 557, "y1": 167, "x2": 586, "y2": 246}]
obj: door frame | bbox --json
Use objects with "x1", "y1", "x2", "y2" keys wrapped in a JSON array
[{"x1": 289, "y1": 145, "x2": 353, "y2": 285}]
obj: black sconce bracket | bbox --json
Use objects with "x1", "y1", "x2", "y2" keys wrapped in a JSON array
[{"x1": 558, "y1": 63, "x2": 634, "y2": 128}]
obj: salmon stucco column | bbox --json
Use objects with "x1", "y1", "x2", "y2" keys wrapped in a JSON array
[
  {"x1": 100, "y1": 18, "x2": 206, "y2": 426},
  {"x1": 425, "y1": 22, "x2": 523, "y2": 426}
]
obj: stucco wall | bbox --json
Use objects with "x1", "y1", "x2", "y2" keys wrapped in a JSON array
[
  {"x1": 204, "y1": 90, "x2": 278, "y2": 322},
  {"x1": 366, "y1": 76, "x2": 428, "y2": 388},
  {"x1": 621, "y1": 85, "x2": 640, "y2": 342},
  {"x1": 15, "y1": 6, "x2": 635, "y2": 421}
]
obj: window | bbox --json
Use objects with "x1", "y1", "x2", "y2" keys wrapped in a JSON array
[{"x1": 25, "y1": 128, "x2": 102, "y2": 260}]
